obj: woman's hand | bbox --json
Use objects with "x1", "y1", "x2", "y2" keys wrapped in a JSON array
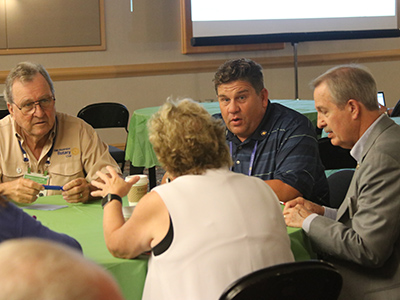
[{"x1": 91, "y1": 166, "x2": 140, "y2": 198}]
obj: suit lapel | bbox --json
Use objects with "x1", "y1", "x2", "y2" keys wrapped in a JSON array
[
  {"x1": 335, "y1": 116, "x2": 395, "y2": 221},
  {"x1": 358, "y1": 116, "x2": 394, "y2": 167}
]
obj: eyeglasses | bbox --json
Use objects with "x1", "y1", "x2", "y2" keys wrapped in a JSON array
[{"x1": 13, "y1": 97, "x2": 55, "y2": 115}]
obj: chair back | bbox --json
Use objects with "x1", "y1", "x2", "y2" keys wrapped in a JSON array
[
  {"x1": 318, "y1": 137, "x2": 356, "y2": 170},
  {"x1": 0, "y1": 110, "x2": 9, "y2": 119},
  {"x1": 390, "y1": 99, "x2": 400, "y2": 117},
  {"x1": 0, "y1": 94, "x2": 9, "y2": 119},
  {"x1": 328, "y1": 169, "x2": 355, "y2": 208},
  {"x1": 77, "y1": 102, "x2": 129, "y2": 132},
  {"x1": 77, "y1": 102, "x2": 129, "y2": 168},
  {"x1": 219, "y1": 260, "x2": 342, "y2": 300}
]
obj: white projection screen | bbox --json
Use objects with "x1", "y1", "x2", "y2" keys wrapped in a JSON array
[{"x1": 190, "y1": 0, "x2": 400, "y2": 46}]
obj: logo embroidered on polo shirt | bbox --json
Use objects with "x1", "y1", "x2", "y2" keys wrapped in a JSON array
[
  {"x1": 55, "y1": 148, "x2": 80, "y2": 158},
  {"x1": 71, "y1": 148, "x2": 80, "y2": 156}
]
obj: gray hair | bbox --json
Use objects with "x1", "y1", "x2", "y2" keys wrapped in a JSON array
[
  {"x1": 3, "y1": 62, "x2": 55, "y2": 104},
  {"x1": 310, "y1": 64, "x2": 378, "y2": 111}
]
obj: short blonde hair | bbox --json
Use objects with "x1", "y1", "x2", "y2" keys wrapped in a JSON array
[{"x1": 148, "y1": 98, "x2": 232, "y2": 177}]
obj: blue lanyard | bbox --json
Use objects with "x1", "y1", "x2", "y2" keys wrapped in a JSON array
[
  {"x1": 230, "y1": 140, "x2": 258, "y2": 176},
  {"x1": 18, "y1": 132, "x2": 57, "y2": 175}
]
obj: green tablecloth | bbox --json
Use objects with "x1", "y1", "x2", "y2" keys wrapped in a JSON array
[
  {"x1": 22, "y1": 196, "x2": 148, "y2": 300},
  {"x1": 21, "y1": 196, "x2": 315, "y2": 300},
  {"x1": 126, "y1": 100, "x2": 317, "y2": 169},
  {"x1": 287, "y1": 226, "x2": 317, "y2": 261}
]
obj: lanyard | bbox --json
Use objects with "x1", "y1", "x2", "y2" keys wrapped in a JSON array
[
  {"x1": 18, "y1": 132, "x2": 57, "y2": 175},
  {"x1": 230, "y1": 140, "x2": 258, "y2": 176}
]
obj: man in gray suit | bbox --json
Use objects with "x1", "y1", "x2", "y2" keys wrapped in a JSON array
[{"x1": 283, "y1": 64, "x2": 400, "y2": 299}]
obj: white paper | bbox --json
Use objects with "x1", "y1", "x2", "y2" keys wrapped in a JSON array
[{"x1": 23, "y1": 204, "x2": 68, "y2": 211}]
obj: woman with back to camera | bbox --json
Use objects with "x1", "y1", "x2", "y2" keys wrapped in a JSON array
[{"x1": 91, "y1": 98, "x2": 294, "y2": 300}]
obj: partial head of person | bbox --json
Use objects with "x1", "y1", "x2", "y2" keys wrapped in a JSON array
[
  {"x1": 0, "y1": 238, "x2": 124, "y2": 300},
  {"x1": 311, "y1": 64, "x2": 380, "y2": 149},
  {"x1": 4, "y1": 62, "x2": 56, "y2": 142},
  {"x1": 213, "y1": 58, "x2": 269, "y2": 142},
  {"x1": 148, "y1": 98, "x2": 232, "y2": 178}
]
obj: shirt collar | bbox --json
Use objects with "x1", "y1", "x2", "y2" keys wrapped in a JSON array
[{"x1": 350, "y1": 114, "x2": 384, "y2": 162}]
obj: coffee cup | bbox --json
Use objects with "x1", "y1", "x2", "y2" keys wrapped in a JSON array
[
  {"x1": 125, "y1": 174, "x2": 148, "y2": 206},
  {"x1": 122, "y1": 206, "x2": 135, "y2": 221}
]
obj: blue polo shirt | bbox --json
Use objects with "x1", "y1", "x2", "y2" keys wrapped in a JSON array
[
  {"x1": 0, "y1": 202, "x2": 82, "y2": 251},
  {"x1": 214, "y1": 100, "x2": 329, "y2": 205}
]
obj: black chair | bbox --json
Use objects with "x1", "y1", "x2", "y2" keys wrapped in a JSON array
[
  {"x1": 0, "y1": 109, "x2": 9, "y2": 119},
  {"x1": 318, "y1": 137, "x2": 357, "y2": 170},
  {"x1": 390, "y1": 99, "x2": 400, "y2": 117},
  {"x1": 327, "y1": 169, "x2": 355, "y2": 208},
  {"x1": 219, "y1": 260, "x2": 342, "y2": 300},
  {"x1": 77, "y1": 102, "x2": 129, "y2": 168}
]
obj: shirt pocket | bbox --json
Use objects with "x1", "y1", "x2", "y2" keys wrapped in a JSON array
[
  {"x1": 48, "y1": 158, "x2": 85, "y2": 186},
  {"x1": 1, "y1": 164, "x2": 26, "y2": 183}
]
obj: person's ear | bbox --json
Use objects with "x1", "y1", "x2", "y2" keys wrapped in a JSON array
[
  {"x1": 260, "y1": 88, "x2": 269, "y2": 107},
  {"x1": 7, "y1": 103, "x2": 14, "y2": 118},
  {"x1": 347, "y1": 99, "x2": 361, "y2": 119}
]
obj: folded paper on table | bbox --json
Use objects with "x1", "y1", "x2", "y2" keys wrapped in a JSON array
[{"x1": 23, "y1": 204, "x2": 68, "y2": 211}]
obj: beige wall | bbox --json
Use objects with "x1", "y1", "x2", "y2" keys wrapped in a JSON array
[{"x1": 1, "y1": 0, "x2": 400, "y2": 145}]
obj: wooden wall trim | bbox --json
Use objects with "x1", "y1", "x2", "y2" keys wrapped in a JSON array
[
  {"x1": 0, "y1": 0, "x2": 106, "y2": 56},
  {"x1": 179, "y1": 0, "x2": 284, "y2": 54},
  {"x1": 0, "y1": 45, "x2": 106, "y2": 56},
  {"x1": 1, "y1": 48, "x2": 400, "y2": 82}
]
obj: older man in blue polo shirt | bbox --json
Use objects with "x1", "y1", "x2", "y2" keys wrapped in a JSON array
[{"x1": 213, "y1": 58, "x2": 329, "y2": 205}]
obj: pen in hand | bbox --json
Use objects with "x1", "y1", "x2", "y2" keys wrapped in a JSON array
[{"x1": 43, "y1": 185, "x2": 64, "y2": 191}]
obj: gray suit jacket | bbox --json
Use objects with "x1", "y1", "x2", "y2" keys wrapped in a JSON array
[{"x1": 309, "y1": 116, "x2": 400, "y2": 300}]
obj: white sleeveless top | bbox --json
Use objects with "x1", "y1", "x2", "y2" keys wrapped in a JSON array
[{"x1": 142, "y1": 168, "x2": 294, "y2": 300}]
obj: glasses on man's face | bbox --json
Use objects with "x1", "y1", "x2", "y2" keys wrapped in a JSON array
[{"x1": 13, "y1": 97, "x2": 55, "y2": 115}]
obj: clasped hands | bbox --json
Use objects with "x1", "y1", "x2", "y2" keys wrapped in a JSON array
[{"x1": 283, "y1": 197, "x2": 325, "y2": 227}]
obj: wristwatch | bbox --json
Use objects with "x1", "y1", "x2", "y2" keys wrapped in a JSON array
[{"x1": 101, "y1": 193, "x2": 122, "y2": 208}]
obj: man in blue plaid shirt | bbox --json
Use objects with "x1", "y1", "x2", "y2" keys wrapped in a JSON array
[{"x1": 213, "y1": 58, "x2": 329, "y2": 205}]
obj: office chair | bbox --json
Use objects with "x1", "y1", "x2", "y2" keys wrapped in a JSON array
[
  {"x1": 0, "y1": 95, "x2": 9, "y2": 119},
  {"x1": 77, "y1": 102, "x2": 129, "y2": 168},
  {"x1": 328, "y1": 169, "x2": 355, "y2": 208},
  {"x1": 0, "y1": 110, "x2": 9, "y2": 119},
  {"x1": 390, "y1": 99, "x2": 400, "y2": 117},
  {"x1": 219, "y1": 260, "x2": 342, "y2": 300},
  {"x1": 318, "y1": 137, "x2": 357, "y2": 170}
]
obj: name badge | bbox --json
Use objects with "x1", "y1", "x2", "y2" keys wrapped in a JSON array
[{"x1": 23, "y1": 172, "x2": 50, "y2": 197}]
